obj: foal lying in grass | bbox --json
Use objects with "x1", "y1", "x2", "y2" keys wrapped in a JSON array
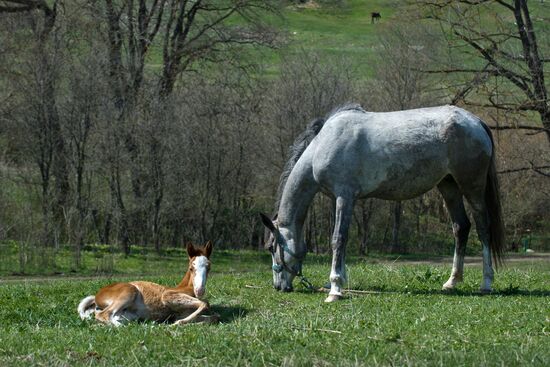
[{"x1": 78, "y1": 242, "x2": 218, "y2": 326}]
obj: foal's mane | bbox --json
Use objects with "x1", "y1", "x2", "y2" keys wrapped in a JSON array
[{"x1": 274, "y1": 103, "x2": 366, "y2": 212}]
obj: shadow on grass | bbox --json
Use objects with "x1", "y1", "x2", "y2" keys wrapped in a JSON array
[
  {"x1": 411, "y1": 288, "x2": 550, "y2": 297},
  {"x1": 209, "y1": 305, "x2": 249, "y2": 323},
  {"x1": 293, "y1": 286, "x2": 550, "y2": 298}
]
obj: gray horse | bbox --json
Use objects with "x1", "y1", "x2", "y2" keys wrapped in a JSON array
[{"x1": 261, "y1": 104, "x2": 505, "y2": 302}]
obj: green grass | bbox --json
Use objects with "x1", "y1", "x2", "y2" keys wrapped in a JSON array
[
  {"x1": 256, "y1": 0, "x2": 400, "y2": 77},
  {"x1": 144, "y1": 0, "x2": 401, "y2": 78},
  {"x1": 0, "y1": 243, "x2": 273, "y2": 277},
  {"x1": 1, "y1": 250, "x2": 549, "y2": 366}
]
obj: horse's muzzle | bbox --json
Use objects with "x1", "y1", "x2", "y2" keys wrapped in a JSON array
[{"x1": 194, "y1": 287, "x2": 205, "y2": 298}]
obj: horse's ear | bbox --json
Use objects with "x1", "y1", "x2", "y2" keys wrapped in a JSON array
[
  {"x1": 204, "y1": 241, "x2": 213, "y2": 258},
  {"x1": 260, "y1": 212, "x2": 276, "y2": 232},
  {"x1": 186, "y1": 243, "x2": 199, "y2": 258}
]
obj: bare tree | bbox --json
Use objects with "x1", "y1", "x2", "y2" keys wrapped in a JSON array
[
  {"x1": 0, "y1": 0, "x2": 54, "y2": 14},
  {"x1": 158, "y1": 0, "x2": 279, "y2": 96},
  {"x1": 61, "y1": 57, "x2": 106, "y2": 267},
  {"x1": 416, "y1": 0, "x2": 550, "y2": 143},
  {"x1": 365, "y1": 22, "x2": 441, "y2": 254},
  {"x1": 353, "y1": 199, "x2": 374, "y2": 256},
  {"x1": 0, "y1": 1, "x2": 72, "y2": 248},
  {"x1": 95, "y1": 0, "x2": 279, "y2": 252},
  {"x1": 264, "y1": 51, "x2": 359, "y2": 252}
]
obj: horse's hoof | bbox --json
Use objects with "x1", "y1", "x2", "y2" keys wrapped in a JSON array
[
  {"x1": 324, "y1": 294, "x2": 342, "y2": 303},
  {"x1": 442, "y1": 282, "x2": 456, "y2": 291},
  {"x1": 208, "y1": 314, "x2": 220, "y2": 324}
]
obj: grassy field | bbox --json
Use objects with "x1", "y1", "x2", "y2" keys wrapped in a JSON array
[
  {"x1": 259, "y1": 0, "x2": 400, "y2": 76},
  {"x1": 1, "y1": 2, "x2": 549, "y2": 366},
  {"x1": 144, "y1": 0, "x2": 402, "y2": 77},
  {"x1": 1, "y1": 250, "x2": 549, "y2": 366},
  {"x1": 252, "y1": 0, "x2": 550, "y2": 79}
]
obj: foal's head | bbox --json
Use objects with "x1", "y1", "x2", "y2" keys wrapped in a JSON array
[{"x1": 186, "y1": 241, "x2": 213, "y2": 298}]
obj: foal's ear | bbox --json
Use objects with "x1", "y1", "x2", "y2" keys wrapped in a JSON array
[
  {"x1": 260, "y1": 212, "x2": 277, "y2": 233},
  {"x1": 204, "y1": 241, "x2": 213, "y2": 258},
  {"x1": 186, "y1": 242, "x2": 200, "y2": 258}
]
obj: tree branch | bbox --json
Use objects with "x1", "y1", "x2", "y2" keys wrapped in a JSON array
[
  {"x1": 487, "y1": 124, "x2": 549, "y2": 132},
  {"x1": 498, "y1": 165, "x2": 550, "y2": 177},
  {"x1": 454, "y1": 30, "x2": 535, "y2": 101},
  {"x1": 0, "y1": 0, "x2": 51, "y2": 14}
]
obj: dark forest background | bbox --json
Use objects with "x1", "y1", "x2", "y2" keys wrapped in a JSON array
[{"x1": 0, "y1": 0, "x2": 548, "y2": 273}]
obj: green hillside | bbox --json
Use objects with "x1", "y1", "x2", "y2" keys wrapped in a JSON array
[
  {"x1": 263, "y1": 0, "x2": 400, "y2": 76},
  {"x1": 257, "y1": 0, "x2": 549, "y2": 78},
  {"x1": 143, "y1": 1, "x2": 401, "y2": 77}
]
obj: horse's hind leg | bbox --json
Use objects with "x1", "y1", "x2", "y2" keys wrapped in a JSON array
[
  {"x1": 326, "y1": 194, "x2": 354, "y2": 303},
  {"x1": 95, "y1": 284, "x2": 139, "y2": 326},
  {"x1": 464, "y1": 189, "x2": 494, "y2": 293},
  {"x1": 438, "y1": 177, "x2": 471, "y2": 290}
]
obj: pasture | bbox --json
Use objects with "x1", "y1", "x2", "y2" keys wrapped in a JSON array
[
  {"x1": 260, "y1": 0, "x2": 399, "y2": 76},
  {"x1": 0, "y1": 2, "x2": 549, "y2": 365},
  {"x1": 1, "y1": 250, "x2": 548, "y2": 366}
]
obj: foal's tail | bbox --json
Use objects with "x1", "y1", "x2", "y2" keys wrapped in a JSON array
[
  {"x1": 78, "y1": 295, "x2": 96, "y2": 320},
  {"x1": 480, "y1": 122, "x2": 506, "y2": 267}
]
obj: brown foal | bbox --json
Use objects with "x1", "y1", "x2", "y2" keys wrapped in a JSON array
[{"x1": 78, "y1": 242, "x2": 218, "y2": 326}]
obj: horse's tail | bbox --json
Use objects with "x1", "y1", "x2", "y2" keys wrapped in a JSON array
[
  {"x1": 480, "y1": 121, "x2": 506, "y2": 267},
  {"x1": 78, "y1": 295, "x2": 96, "y2": 320}
]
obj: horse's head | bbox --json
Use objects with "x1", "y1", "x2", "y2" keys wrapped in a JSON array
[
  {"x1": 186, "y1": 241, "x2": 213, "y2": 298},
  {"x1": 260, "y1": 213, "x2": 304, "y2": 292}
]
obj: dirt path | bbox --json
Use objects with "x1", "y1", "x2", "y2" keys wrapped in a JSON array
[
  {"x1": 0, "y1": 274, "x2": 136, "y2": 284},
  {"x1": 374, "y1": 253, "x2": 550, "y2": 266}
]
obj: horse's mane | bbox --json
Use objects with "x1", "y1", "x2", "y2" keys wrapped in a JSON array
[{"x1": 274, "y1": 103, "x2": 366, "y2": 212}]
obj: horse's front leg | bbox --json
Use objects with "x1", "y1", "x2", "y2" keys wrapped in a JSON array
[
  {"x1": 326, "y1": 195, "x2": 354, "y2": 303},
  {"x1": 161, "y1": 290, "x2": 210, "y2": 325}
]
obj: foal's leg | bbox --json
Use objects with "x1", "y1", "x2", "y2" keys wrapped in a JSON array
[
  {"x1": 195, "y1": 314, "x2": 221, "y2": 324},
  {"x1": 161, "y1": 290, "x2": 210, "y2": 325},
  {"x1": 464, "y1": 189, "x2": 494, "y2": 293},
  {"x1": 95, "y1": 284, "x2": 139, "y2": 327},
  {"x1": 326, "y1": 195, "x2": 354, "y2": 303},
  {"x1": 438, "y1": 178, "x2": 471, "y2": 290}
]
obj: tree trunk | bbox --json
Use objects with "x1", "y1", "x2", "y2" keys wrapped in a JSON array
[
  {"x1": 540, "y1": 110, "x2": 550, "y2": 144},
  {"x1": 390, "y1": 201, "x2": 403, "y2": 254},
  {"x1": 110, "y1": 167, "x2": 130, "y2": 256},
  {"x1": 358, "y1": 199, "x2": 374, "y2": 256}
]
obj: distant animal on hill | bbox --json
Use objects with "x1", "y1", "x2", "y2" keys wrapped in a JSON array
[
  {"x1": 261, "y1": 104, "x2": 505, "y2": 302},
  {"x1": 371, "y1": 12, "x2": 381, "y2": 23},
  {"x1": 78, "y1": 242, "x2": 218, "y2": 326}
]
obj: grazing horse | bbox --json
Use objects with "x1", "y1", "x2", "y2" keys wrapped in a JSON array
[
  {"x1": 261, "y1": 104, "x2": 505, "y2": 302},
  {"x1": 78, "y1": 242, "x2": 218, "y2": 326},
  {"x1": 371, "y1": 12, "x2": 381, "y2": 23}
]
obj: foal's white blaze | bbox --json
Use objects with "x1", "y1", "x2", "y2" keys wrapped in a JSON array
[{"x1": 192, "y1": 256, "x2": 209, "y2": 298}]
